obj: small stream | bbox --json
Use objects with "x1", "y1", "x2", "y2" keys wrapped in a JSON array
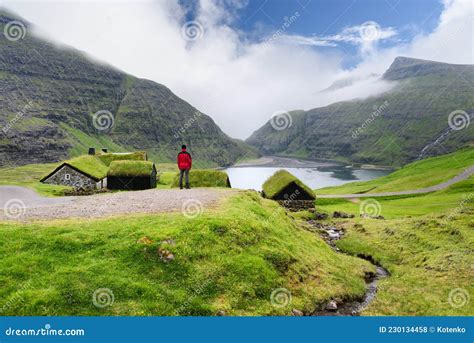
[{"x1": 305, "y1": 220, "x2": 389, "y2": 316}]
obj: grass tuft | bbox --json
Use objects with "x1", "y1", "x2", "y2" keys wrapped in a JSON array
[{"x1": 171, "y1": 170, "x2": 230, "y2": 188}]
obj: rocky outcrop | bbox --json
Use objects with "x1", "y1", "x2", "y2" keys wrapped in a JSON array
[{"x1": 277, "y1": 200, "x2": 314, "y2": 211}]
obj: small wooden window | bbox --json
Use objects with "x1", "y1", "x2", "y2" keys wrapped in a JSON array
[{"x1": 65, "y1": 174, "x2": 71, "y2": 181}]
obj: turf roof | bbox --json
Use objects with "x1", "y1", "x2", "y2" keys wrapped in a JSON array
[
  {"x1": 63, "y1": 155, "x2": 108, "y2": 180},
  {"x1": 97, "y1": 151, "x2": 147, "y2": 166},
  {"x1": 262, "y1": 170, "x2": 315, "y2": 199},
  {"x1": 107, "y1": 160, "x2": 155, "y2": 177},
  {"x1": 171, "y1": 169, "x2": 231, "y2": 188}
]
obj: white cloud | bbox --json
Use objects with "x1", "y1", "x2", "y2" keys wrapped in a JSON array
[
  {"x1": 280, "y1": 21, "x2": 397, "y2": 53},
  {"x1": 277, "y1": 34, "x2": 338, "y2": 47},
  {"x1": 1, "y1": 0, "x2": 473, "y2": 138}
]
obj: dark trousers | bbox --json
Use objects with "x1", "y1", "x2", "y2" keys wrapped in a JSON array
[{"x1": 179, "y1": 169, "x2": 190, "y2": 188}]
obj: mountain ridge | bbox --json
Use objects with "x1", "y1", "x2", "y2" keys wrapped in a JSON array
[
  {"x1": 247, "y1": 57, "x2": 474, "y2": 167},
  {"x1": 382, "y1": 56, "x2": 474, "y2": 80},
  {"x1": 0, "y1": 11, "x2": 257, "y2": 167}
]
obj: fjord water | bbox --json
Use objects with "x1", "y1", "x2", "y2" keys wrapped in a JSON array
[{"x1": 224, "y1": 156, "x2": 390, "y2": 191}]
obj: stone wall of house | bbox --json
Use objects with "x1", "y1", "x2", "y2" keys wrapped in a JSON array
[
  {"x1": 277, "y1": 200, "x2": 315, "y2": 211},
  {"x1": 43, "y1": 165, "x2": 102, "y2": 190}
]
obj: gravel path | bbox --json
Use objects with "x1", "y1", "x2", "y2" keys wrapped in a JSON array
[
  {"x1": 319, "y1": 165, "x2": 474, "y2": 199},
  {"x1": 0, "y1": 186, "x2": 74, "y2": 207},
  {"x1": 0, "y1": 187, "x2": 233, "y2": 221}
]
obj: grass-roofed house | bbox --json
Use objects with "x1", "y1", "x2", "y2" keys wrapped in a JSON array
[
  {"x1": 262, "y1": 170, "x2": 316, "y2": 210},
  {"x1": 40, "y1": 155, "x2": 108, "y2": 190},
  {"x1": 170, "y1": 170, "x2": 231, "y2": 188},
  {"x1": 107, "y1": 160, "x2": 157, "y2": 190},
  {"x1": 40, "y1": 150, "x2": 152, "y2": 191},
  {"x1": 96, "y1": 151, "x2": 148, "y2": 166}
]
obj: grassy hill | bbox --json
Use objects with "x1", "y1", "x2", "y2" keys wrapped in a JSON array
[
  {"x1": 247, "y1": 57, "x2": 474, "y2": 167},
  {"x1": 309, "y1": 148, "x2": 474, "y2": 315},
  {"x1": 313, "y1": 175, "x2": 474, "y2": 315},
  {"x1": 335, "y1": 201, "x2": 473, "y2": 315},
  {"x1": 0, "y1": 11, "x2": 257, "y2": 168},
  {"x1": 317, "y1": 147, "x2": 474, "y2": 195},
  {"x1": 0, "y1": 192, "x2": 373, "y2": 316}
]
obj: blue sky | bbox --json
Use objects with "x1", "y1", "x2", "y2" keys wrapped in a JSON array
[
  {"x1": 181, "y1": 0, "x2": 444, "y2": 67},
  {"x1": 237, "y1": 0, "x2": 442, "y2": 35}
]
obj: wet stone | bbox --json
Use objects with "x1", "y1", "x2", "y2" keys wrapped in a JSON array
[
  {"x1": 325, "y1": 301, "x2": 338, "y2": 311},
  {"x1": 292, "y1": 309, "x2": 304, "y2": 316}
]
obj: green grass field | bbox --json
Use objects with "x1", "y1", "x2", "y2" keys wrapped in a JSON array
[
  {"x1": 315, "y1": 175, "x2": 474, "y2": 218},
  {"x1": 317, "y1": 147, "x2": 474, "y2": 195}
]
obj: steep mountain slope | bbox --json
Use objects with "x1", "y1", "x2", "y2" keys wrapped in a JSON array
[
  {"x1": 0, "y1": 11, "x2": 257, "y2": 167},
  {"x1": 247, "y1": 57, "x2": 474, "y2": 167}
]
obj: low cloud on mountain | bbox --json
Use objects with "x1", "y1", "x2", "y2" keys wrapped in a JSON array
[{"x1": 2, "y1": 0, "x2": 472, "y2": 138}]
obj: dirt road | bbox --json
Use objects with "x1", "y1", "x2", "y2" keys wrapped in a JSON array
[
  {"x1": 318, "y1": 165, "x2": 474, "y2": 199},
  {"x1": 0, "y1": 186, "x2": 232, "y2": 221}
]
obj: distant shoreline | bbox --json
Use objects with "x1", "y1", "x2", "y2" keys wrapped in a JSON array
[{"x1": 231, "y1": 156, "x2": 392, "y2": 171}]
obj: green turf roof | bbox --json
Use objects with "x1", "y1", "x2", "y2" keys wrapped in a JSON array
[
  {"x1": 97, "y1": 151, "x2": 147, "y2": 166},
  {"x1": 65, "y1": 155, "x2": 108, "y2": 180},
  {"x1": 107, "y1": 160, "x2": 155, "y2": 177},
  {"x1": 171, "y1": 169, "x2": 231, "y2": 188},
  {"x1": 262, "y1": 170, "x2": 315, "y2": 199}
]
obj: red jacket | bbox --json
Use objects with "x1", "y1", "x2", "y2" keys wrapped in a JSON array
[{"x1": 177, "y1": 149, "x2": 192, "y2": 170}]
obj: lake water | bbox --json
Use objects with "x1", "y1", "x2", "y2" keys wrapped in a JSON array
[{"x1": 224, "y1": 156, "x2": 390, "y2": 191}]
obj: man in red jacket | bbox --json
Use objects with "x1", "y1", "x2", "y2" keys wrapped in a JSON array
[{"x1": 177, "y1": 144, "x2": 192, "y2": 189}]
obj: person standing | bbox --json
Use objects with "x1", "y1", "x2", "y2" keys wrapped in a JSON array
[{"x1": 177, "y1": 144, "x2": 192, "y2": 189}]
